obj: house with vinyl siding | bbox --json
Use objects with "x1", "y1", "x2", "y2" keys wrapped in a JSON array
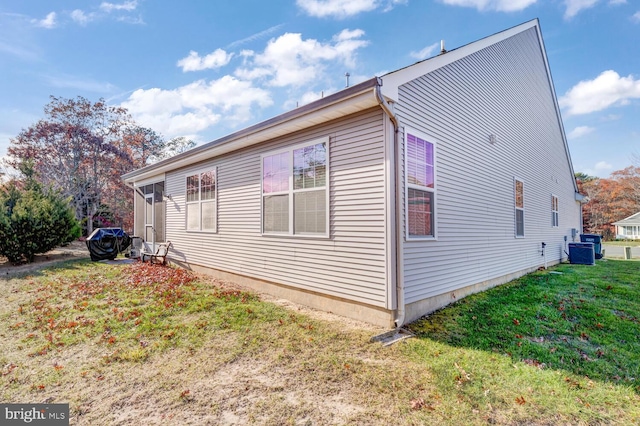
[
  {"x1": 123, "y1": 19, "x2": 584, "y2": 328},
  {"x1": 613, "y1": 212, "x2": 640, "y2": 240}
]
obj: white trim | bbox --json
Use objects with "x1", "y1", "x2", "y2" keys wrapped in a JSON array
[
  {"x1": 185, "y1": 166, "x2": 218, "y2": 233},
  {"x1": 514, "y1": 177, "x2": 525, "y2": 238},
  {"x1": 123, "y1": 88, "x2": 377, "y2": 184},
  {"x1": 404, "y1": 128, "x2": 438, "y2": 241},
  {"x1": 384, "y1": 119, "x2": 396, "y2": 310},
  {"x1": 140, "y1": 180, "x2": 166, "y2": 249},
  {"x1": 381, "y1": 20, "x2": 539, "y2": 102},
  {"x1": 551, "y1": 194, "x2": 559, "y2": 228},
  {"x1": 260, "y1": 136, "x2": 330, "y2": 238},
  {"x1": 133, "y1": 174, "x2": 166, "y2": 188}
]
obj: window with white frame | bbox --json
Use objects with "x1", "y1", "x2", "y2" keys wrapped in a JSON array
[
  {"x1": 262, "y1": 138, "x2": 328, "y2": 236},
  {"x1": 186, "y1": 169, "x2": 216, "y2": 232},
  {"x1": 551, "y1": 195, "x2": 559, "y2": 227},
  {"x1": 515, "y1": 179, "x2": 524, "y2": 237},
  {"x1": 406, "y1": 132, "x2": 435, "y2": 238}
]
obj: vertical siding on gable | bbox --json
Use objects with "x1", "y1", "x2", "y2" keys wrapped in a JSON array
[
  {"x1": 397, "y1": 27, "x2": 581, "y2": 303},
  {"x1": 165, "y1": 108, "x2": 390, "y2": 308}
]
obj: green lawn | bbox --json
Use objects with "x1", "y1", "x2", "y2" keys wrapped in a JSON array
[
  {"x1": 1, "y1": 259, "x2": 639, "y2": 425},
  {"x1": 407, "y1": 259, "x2": 640, "y2": 423},
  {"x1": 604, "y1": 240, "x2": 640, "y2": 246},
  {"x1": 409, "y1": 260, "x2": 640, "y2": 388}
]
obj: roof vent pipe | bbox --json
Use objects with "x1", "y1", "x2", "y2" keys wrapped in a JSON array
[
  {"x1": 345, "y1": 72, "x2": 351, "y2": 88},
  {"x1": 440, "y1": 40, "x2": 446, "y2": 54}
]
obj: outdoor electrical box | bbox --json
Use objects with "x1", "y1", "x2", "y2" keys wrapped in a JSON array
[{"x1": 568, "y1": 242, "x2": 595, "y2": 265}]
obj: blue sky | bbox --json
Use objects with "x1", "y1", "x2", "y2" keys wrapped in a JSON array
[{"x1": 0, "y1": 0, "x2": 638, "y2": 178}]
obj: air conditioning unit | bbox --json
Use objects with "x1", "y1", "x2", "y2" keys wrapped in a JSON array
[{"x1": 568, "y1": 242, "x2": 595, "y2": 265}]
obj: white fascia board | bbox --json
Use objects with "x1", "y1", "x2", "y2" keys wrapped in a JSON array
[
  {"x1": 132, "y1": 174, "x2": 166, "y2": 188},
  {"x1": 380, "y1": 19, "x2": 539, "y2": 101},
  {"x1": 534, "y1": 22, "x2": 580, "y2": 194},
  {"x1": 124, "y1": 85, "x2": 379, "y2": 184}
]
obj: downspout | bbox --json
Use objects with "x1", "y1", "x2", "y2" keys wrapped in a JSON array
[{"x1": 374, "y1": 79, "x2": 405, "y2": 328}]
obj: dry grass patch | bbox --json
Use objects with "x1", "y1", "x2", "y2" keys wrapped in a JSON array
[
  {"x1": 0, "y1": 260, "x2": 433, "y2": 424},
  {"x1": 2, "y1": 259, "x2": 639, "y2": 425}
]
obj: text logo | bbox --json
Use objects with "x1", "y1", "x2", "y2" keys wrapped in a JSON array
[{"x1": 1, "y1": 404, "x2": 69, "y2": 425}]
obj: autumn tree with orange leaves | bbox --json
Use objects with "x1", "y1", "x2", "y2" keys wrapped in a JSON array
[
  {"x1": 6, "y1": 96, "x2": 165, "y2": 235},
  {"x1": 577, "y1": 166, "x2": 640, "y2": 239}
]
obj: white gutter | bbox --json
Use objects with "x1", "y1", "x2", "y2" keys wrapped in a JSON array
[
  {"x1": 374, "y1": 80, "x2": 405, "y2": 328},
  {"x1": 123, "y1": 78, "x2": 380, "y2": 184}
]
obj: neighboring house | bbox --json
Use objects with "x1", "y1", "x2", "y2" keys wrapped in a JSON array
[
  {"x1": 613, "y1": 212, "x2": 640, "y2": 240},
  {"x1": 123, "y1": 19, "x2": 584, "y2": 328}
]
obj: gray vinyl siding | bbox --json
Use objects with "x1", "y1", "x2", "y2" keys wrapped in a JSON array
[
  {"x1": 397, "y1": 27, "x2": 581, "y2": 303},
  {"x1": 164, "y1": 108, "x2": 390, "y2": 308}
]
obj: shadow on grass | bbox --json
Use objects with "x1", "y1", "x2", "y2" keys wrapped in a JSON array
[
  {"x1": 406, "y1": 259, "x2": 640, "y2": 393},
  {"x1": 0, "y1": 258, "x2": 93, "y2": 281}
]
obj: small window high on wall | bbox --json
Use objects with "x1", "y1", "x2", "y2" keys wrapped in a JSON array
[
  {"x1": 515, "y1": 179, "x2": 524, "y2": 237},
  {"x1": 552, "y1": 194, "x2": 559, "y2": 227},
  {"x1": 186, "y1": 169, "x2": 217, "y2": 232},
  {"x1": 406, "y1": 131, "x2": 436, "y2": 239}
]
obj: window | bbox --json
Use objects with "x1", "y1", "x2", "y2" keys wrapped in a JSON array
[
  {"x1": 551, "y1": 195, "x2": 559, "y2": 227},
  {"x1": 406, "y1": 132, "x2": 435, "y2": 238},
  {"x1": 186, "y1": 169, "x2": 216, "y2": 232},
  {"x1": 262, "y1": 138, "x2": 328, "y2": 236},
  {"x1": 515, "y1": 179, "x2": 524, "y2": 237}
]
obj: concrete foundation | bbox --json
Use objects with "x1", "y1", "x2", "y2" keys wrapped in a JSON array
[
  {"x1": 404, "y1": 262, "x2": 559, "y2": 324},
  {"x1": 172, "y1": 259, "x2": 560, "y2": 329},
  {"x1": 175, "y1": 261, "x2": 396, "y2": 328}
]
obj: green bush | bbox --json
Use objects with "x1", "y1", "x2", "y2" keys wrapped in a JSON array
[{"x1": 0, "y1": 183, "x2": 81, "y2": 264}]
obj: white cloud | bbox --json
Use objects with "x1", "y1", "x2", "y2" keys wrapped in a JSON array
[
  {"x1": 334, "y1": 28, "x2": 365, "y2": 42},
  {"x1": 237, "y1": 29, "x2": 369, "y2": 87},
  {"x1": 564, "y1": 0, "x2": 599, "y2": 19},
  {"x1": 0, "y1": 40, "x2": 38, "y2": 61},
  {"x1": 121, "y1": 76, "x2": 273, "y2": 138},
  {"x1": 300, "y1": 90, "x2": 328, "y2": 104},
  {"x1": 601, "y1": 114, "x2": 621, "y2": 121},
  {"x1": 124, "y1": 27, "x2": 368, "y2": 140},
  {"x1": 227, "y1": 25, "x2": 285, "y2": 49},
  {"x1": 437, "y1": 0, "x2": 537, "y2": 12},
  {"x1": 382, "y1": 0, "x2": 408, "y2": 11},
  {"x1": 595, "y1": 161, "x2": 613, "y2": 171},
  {"x1": 234, "y1": 66, "x2": 272, "y2": 81},
  {"x1": 285, "y1": 89, "x2": 335, "y2": 109},
  {"x1": 559, "y1": 70, "x2": 640, "y2": 115},
  {"x1": 116, "y1": 15, "x2": 145, "y2": 25},
  {"x1": 44, "y1": 73, "x2": 116, "y2": 93},
  {"x1": 32, "y1": 12, "x2": 56, "y2": 29},
  {"x1": 177, "y1": 49, "x2": 234, "y2": 72},
  {"x1": 410, "y1": 42, "x2": 440, "y2": 60},
  {"x1": 100, "y1": 0, "x2": 138, "y2": 13},
  {"x1": 609, "y1": 0, "x2": 626, "y2": 4},
  {"x1": 296, "y1": 0, "x2": 405, "y2": 18},
  {"x1": 633, "y1": 11, "x2": 640, "y2": 22},
  {"x1": 70, "y1": 10, "x2": 94, "y2": 26},
  {"x1": 567, "y1": 126, "x2": 595, "y2": 139}
]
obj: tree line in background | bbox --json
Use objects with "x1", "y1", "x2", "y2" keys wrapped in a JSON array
[
  {"x1": 2, "y1": 95, "x2": 637, "y2": 262},
  {"x1": 577, "y1": 165, "x2": 640, "y2": 240},
  {"x1": 0, "y1": 96, "x2": 195, "y2": 263}
]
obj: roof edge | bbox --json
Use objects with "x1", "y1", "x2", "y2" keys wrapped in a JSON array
[
  {"x1": 612, "y1": 211, "x2": 640, "y2": 225},
  {"x1": 123, "y1": 77, "x2": 380, "y2": 182},
  {"x1": 380, "y1": 19, "x2": 540, "y2": 101}
]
